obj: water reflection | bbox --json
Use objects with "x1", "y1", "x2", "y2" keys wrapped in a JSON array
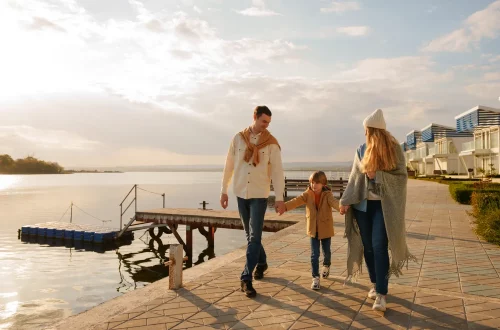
[{"x1": 19, "y1": 230, "x2": 217, "y2": 292}]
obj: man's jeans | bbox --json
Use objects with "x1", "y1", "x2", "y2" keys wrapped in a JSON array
[
  {"x1": 237, "y1": 197, "x2": 268, "y2": 281},
  {"x1": 353, "y1": 200, "x2": 389, "y2": 295},
  {"x1": 310, "y1": 233, "x2": 331, "y2": 277}
]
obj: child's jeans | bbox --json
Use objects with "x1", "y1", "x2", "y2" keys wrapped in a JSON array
[{"x1": 310, "y1": 233, "x2": 331, "y2": 277}]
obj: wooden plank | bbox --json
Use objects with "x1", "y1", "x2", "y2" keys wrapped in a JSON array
[{"x1": 135, "y1": 208, "x2": 303, "y2": 232}]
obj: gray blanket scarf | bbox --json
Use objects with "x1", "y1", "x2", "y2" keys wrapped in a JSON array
[{"x1": 341, "y1": 143, "x2": 417, "y2": 281}]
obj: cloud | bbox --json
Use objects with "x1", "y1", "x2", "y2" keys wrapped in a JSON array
[
  {"x1": 193, "y1": 6, "x2": 202, "y2": 14},
  {"x1": 336, "y1": 26, "x2": 370, "y2": 36},
  {"x1": 483, "y1": 72, "x2": 500, "y2": 81},
  {"x1": 0, "y1": 1, "x2": 303, "y2": 108},
  {"x1": 0, "y1": 53, "x2": 461, "y2": 166},
  {"x1": 333, "y1": 56, "x2": 452, "y2": 89},
  {"x1": 321, "y1": 1, "x2": 360, "y2": 13},
  {"x1": 1, "y1": 0, "x2": 495, "y2": 166},
  {"x1": 236, "y1": 7, "x2": 281, "y2": 16},
  {"x1": 236, "y1": 0, "x2": 281, "y2": 16},
  {"x1": 490, "y1": 55, "x2": 500, "y2": 63},
  {"x1": 422, "y1": 0, "x2": 500, "y2": 52},
  {"x1": 466, "y1": 82, "x2": 500, "y2": 98},
  {"x1": 452, "y1": 64, "x2": 477, "y2": 71},
  {"x1": 0, "y1": 126, "x2": 100, "y2": 153},
  {"x1": 427, "y1": 5, "x2": 438, "y2": 14},
  {"x1": 222, "y1": 39, "x2": 307, "y2": 64},
  {"x1": 27, "y1": 17, "x2": 66, "y2": 32}
]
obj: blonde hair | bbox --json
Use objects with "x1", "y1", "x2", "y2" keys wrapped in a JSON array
[
  {"x1": 362, "y1": 127, "x2": 399, "y2": 172},
  {"x1": 308, "y1": 171, "x2": 331, "y2": 190}
]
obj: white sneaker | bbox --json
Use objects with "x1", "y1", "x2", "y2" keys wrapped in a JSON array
[
  {"x1": 321, "y1": 265, "x2": 330, "y2": 278},
  {"x1": 372, "y1": 294, "x2": 387, "y2": 312},
  {"x1": 367, "y1": 286, "x2": 377, "y2": 300},
  {"x1": 311, "y1": 276, "x2": 320, "y2": 290}
]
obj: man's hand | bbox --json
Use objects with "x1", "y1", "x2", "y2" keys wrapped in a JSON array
[
  {"x1": 366, "y1": 171, "x2": 376, "y2": 180},
  {"x1": 275, "y1": 201, "x2": 286, "y2": 215},
  {"x1": 340, "y1": 205, "x2": 350, "y2": 215},
  {"x1": 220, "y1": 193, "x2": 229, "y2": 209}
]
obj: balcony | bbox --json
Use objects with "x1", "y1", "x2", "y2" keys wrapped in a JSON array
[
  {"x1": 462, "y1": 141, "x2": 474, "y2": 151},
  {"x1": 460, "y1": 140, "x2": 491, "y2": 156},
  {"x1": 408, "y1": 151, "x2": 419, "y2": 161},
  {"x1": 415, "y1": 147, "x2": 428, "y2": 160}
]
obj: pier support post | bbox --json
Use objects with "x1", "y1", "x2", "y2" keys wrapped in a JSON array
[
  {"x1": 186, "y1": 225, "x2": 193, "y2": 267},
  {"x1": 208, "y1": 226, "x2": 215, "y2": 247},
  {"x1": 198, "y1": 226, "x2": 216, "y2": 248},
  {"x1": 165, "y1": 244, "x2": 184, "y2": 289}
]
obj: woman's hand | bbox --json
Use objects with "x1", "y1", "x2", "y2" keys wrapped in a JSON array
[
  {"x1": 366, "y1": 171, "x2": 376, "y2": 179},
  {"x1": 340, "y1": 205, "x2": 350, "y2": 215}
]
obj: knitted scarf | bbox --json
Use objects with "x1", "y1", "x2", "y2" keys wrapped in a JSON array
[{"x1": 239, "y1": 127, "x2": 280, "y2": 167}]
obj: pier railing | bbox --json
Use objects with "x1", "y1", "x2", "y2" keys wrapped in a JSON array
[
  {"x1": 119, "y1": 185, "x2": 165, "y2": 230},
  {"x1": 272, "y1": 177, "x2": 348, "y2": 197}
]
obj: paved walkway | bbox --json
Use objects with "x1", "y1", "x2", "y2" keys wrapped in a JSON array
[{"x1": 53, "y1": 180, "x2": 500, "y2": 330}]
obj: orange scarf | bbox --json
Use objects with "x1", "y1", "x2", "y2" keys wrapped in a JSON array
[{"x1": 239, "y1": 127, "x2": 280, "y2": 167}]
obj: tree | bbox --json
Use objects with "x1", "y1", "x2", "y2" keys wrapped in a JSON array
[
  {"x1": 0, "y1": 154, "x2": 64, "y2": 174},
  {"x1": 0, "y1": 154, "x2": 15, "y2": 173}
]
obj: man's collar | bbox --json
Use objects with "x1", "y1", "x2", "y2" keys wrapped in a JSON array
[{"x1": 249, "y1": 126, "x2": 262, "y2": 136}]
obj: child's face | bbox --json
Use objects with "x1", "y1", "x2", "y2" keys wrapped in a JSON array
[{"x1": 311, "y1": 181, "x2": 324, "y2": 193}]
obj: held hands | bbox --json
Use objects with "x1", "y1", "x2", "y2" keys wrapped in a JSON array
[
  {"x1": 220, "y1": 193, "x2": 229, "y2": 209},
  {"x1": 339, "y1": 205, "x2": 350, "y2": 215},
  {"x1": 275, "y1": 201, "x2": 286, "y2": 215},
  {"x1": 366, "y1": 171, "x2": 376, "y2": 180}
]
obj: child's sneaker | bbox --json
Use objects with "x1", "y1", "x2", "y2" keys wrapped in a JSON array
[
  {"x1": 311, "y1": 276, "x2": 320, "y2": 290},
  {"x1": 367, "y1": 286, "x2": 377, "y2": 300},
  {"x1": 321, "y1": 265, "x2": 330, "y2": 278},
  {"x1": 372, "y1": 294, "x2": 386, "y2": 312}
]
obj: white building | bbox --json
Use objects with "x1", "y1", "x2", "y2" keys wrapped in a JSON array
[
  {"x1": 455, "y1": 105, "x2": 500, "y2": 176},
  {"x1": 420, "y1": 123, "x2": 473, "y2": 175}
]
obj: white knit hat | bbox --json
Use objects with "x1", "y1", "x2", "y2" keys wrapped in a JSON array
[{"x1": 363, "y1": 108, "x2": 386, "y2": 130}]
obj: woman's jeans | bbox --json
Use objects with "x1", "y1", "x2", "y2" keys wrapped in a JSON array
[
  {"x1": 310, "y1": 233, "x2": 331, "y2": 277},
  {"x1": 353, "y1": 200, "x2": 389, "y2": 295}
]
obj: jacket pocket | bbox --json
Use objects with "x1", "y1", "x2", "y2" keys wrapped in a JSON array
[{"x1": 260, "y1": 148, "x2": 270, "y2": 164}]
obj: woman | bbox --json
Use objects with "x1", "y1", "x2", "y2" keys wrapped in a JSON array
[{"x1": 339, "y1": 109, "x2": 416, "y2": 312}]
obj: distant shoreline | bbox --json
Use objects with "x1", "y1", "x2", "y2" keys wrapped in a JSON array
[
  {"x1": 66, "y1": 168, "x2": 352, "y2": 173},
  {"x1": 65, "y1": 170, "x2": 123, "y2": 174},
  {"x1": 1, "y1": 168, "x2": 351, "y2": 175},
  {"x1": 0, "y1": 170, "x2": 123, "y2": 175}
]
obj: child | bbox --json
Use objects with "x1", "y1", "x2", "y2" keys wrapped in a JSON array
[{"x1": 279, "y1": 171, "x2": 340, "y2": 290}]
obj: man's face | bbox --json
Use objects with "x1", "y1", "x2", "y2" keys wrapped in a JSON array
[{"x1": 254, "y1": 114, "x2": 271, "y2": 131}]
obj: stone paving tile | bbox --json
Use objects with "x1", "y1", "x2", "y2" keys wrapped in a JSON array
[{"x1": 91, "y1": 180, "x2": 500, "y2": 330}]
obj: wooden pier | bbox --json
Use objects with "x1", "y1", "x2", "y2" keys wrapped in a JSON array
[{"x1": 127, "y1": 208, "x2": 303, "y2": 266}]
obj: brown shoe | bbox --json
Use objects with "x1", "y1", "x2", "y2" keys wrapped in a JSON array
[
  {"x1": 254, "y1": 264, "x2": 268, "y2": 280},
  {"x1": 240, "y1": 280, "x2": 257, "y2": 298}
]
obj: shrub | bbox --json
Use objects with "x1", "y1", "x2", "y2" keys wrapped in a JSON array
[
  {"x1": 449, "y1": 183, "x2": 474, "y2": 204},
  {"x1": 471, "y1": 192, "x2": 500, "y2": 245},
  {"x1": 475, "y1": 209, "x2": 500, "y2": 245},
  {"x1": 449, "y1": 182, "x2": 500, "y2": 205},
  {"x1": 471, "y1": 191, "x2": 500, "y2": 217}
]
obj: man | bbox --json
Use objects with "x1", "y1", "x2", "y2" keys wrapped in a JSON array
[{"x1": 220, "y1": 105, "x2": 286, "y2": 298}]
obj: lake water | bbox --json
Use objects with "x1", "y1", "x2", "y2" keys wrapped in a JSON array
[{"x1": 0, "y1": 171, "x2": 348, "y2": 329}]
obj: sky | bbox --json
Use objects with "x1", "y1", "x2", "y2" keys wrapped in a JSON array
[{"x1": 0, "y1": 0, "x2": 499, "y2": 167}]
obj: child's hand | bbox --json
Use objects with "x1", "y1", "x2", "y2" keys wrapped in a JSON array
[
  {"x1": 340, "y1": 205, "x2": 350, "y2": 215},
  {"x1": 277, "y1": 204, "x2": 287, "y2": 215},
  {"x1": 366, "y1": 171, "x2": 376, "y2": 179}
]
